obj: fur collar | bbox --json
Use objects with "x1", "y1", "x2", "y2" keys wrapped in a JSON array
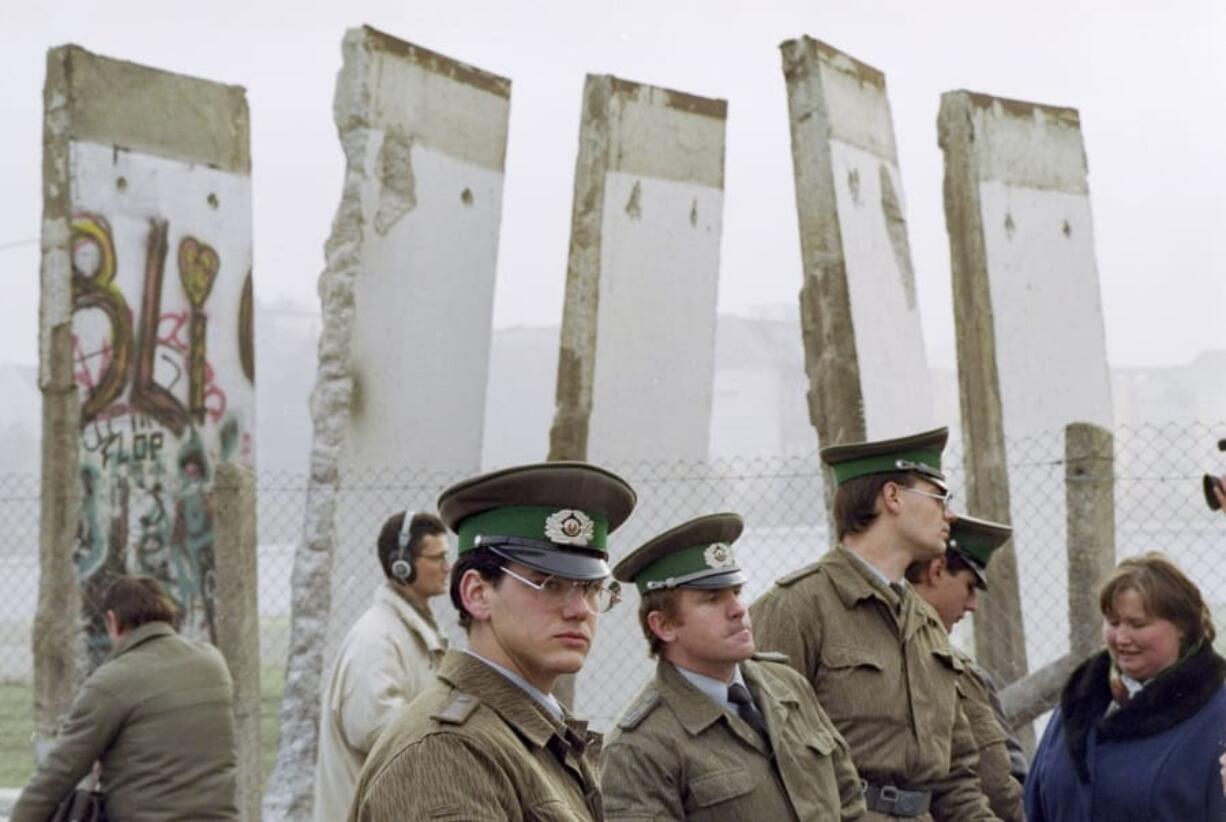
[{"x1": 1060, "y1": 643, "x2": 1226, "y2": 783}]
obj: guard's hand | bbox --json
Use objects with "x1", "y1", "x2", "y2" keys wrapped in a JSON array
[{"x1": 1220, "y1": 751, "x2": 1226, "y2": 797}]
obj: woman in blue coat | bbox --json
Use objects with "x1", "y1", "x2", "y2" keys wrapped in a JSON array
[{"x1": 1026, "y1": 552, "x2": 1226, "y2": 821}]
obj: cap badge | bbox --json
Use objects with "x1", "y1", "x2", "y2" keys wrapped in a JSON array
[
  {"x1": 544, "y1": 509, "x2": 595, "y2": 546},
  {"x1": 703, "y1": 542, "x2": 736, "y2": 569}
]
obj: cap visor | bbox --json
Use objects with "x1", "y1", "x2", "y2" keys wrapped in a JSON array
[
  {"x1": 490, "y1": 544, "x2": 610, "y2": 580},
  {"x1": 680, "y1": 569, "x2": 749, "y2": 589}
]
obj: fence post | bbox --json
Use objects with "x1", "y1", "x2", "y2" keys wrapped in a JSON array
[
  {"x1": 214, "y1": 463, "x2": 262, "y2": 822},
  {"x1": 1064, "y1": 423, "x2": 1115, "y2": 659}
]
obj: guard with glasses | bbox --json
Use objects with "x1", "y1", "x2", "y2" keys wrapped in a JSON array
[
  {"x1": 750, "y1": 427, "x2": 997, "y2": 821},
  {"x1": 600, "y1": 513, "x2": 866, "y2": 820},
  {"x1": 349, "y1": 461, "x2": 636, "y2": 821}
]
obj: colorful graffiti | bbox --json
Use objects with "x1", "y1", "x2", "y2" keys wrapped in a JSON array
[{"x1": 70, "y1": 209, "x2": 253, "y2": 664}]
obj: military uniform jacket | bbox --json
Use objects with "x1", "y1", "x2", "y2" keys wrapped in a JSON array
[
  {"x1": 601, "y1": 655, "x2": 866, "y2": 821},
  {"x1": 953, "y1": 653, "x2": 1023, "y2": 822},
  {"x1": 350, "y1": 650, "x2": 603, "y2": 821},
  {"x1": 749, "y1": 547, "x2": 995, "y2": 821},
  {"x1": 12, "y1": 622, "x2": 238, "y2": 822}
]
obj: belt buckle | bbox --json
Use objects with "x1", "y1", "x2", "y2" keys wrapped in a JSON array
[{"x1": 879, "y1": 785, "x2": 900, "y2": 804}]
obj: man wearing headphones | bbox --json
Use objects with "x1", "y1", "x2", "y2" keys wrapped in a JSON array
[{"x1": 313, "y1": 510, "x2": 451, "y2": 822}]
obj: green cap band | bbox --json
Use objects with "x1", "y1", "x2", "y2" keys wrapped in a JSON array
[
  {"x1": 458, "y1": 505, "x2": 609, "y2": 554},
  {"x1": 830, "y1": 446, "x2": 943, "y2": 487},
  {"x1": 634, "y1": 541, "x2": 738, "y2": 594}
]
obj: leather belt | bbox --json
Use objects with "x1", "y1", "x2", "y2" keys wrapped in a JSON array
[{"x1": 861, "y1": 781, "x2": 932, "y2": 817}]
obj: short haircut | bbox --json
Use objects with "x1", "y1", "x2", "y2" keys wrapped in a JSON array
[
  {"x1": 904, "y1": 550, "x2": 974, "y2": 585},
  {"x1": 1099, "y1": 552, "x2": 1215, "y2": 651},
  {"x1": 448, "y1": 547, "x2": 506, "y2": 630},
  {"x1": 832, "y1": 471, "x2": 917, "y2": 541},
  {"x1": 376, "y1": 512, "x2": 446, "y2": 580},
  {"x1": 102, "y1": 575, "x2": 179, "y2": 633},
  {"x1": 638, "y1": 588, "x2": 683, "y2": 658}
]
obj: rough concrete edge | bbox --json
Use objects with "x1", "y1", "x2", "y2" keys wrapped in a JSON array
[
  {"x1": 781, "y1": 35, "x2": 886, "y2": 91},
  {"x1": 779, "y1": 38, "x2": 866, "y2": 527},
  {"x1": 607, "y1": 75, "x2": 727, "y2": 119},
  {"x1": 548, "y1": 74, "x2": 612, "y2": 463},
  {"x1": 359, "y1": 24, "x2": 511, "y2": 99},
  {"x1": 261, "y1": 28, "x2": 371, "y2": 822},
  {"x1": 213, "y1": 463, "x2": 261, "y2": 822},
  {"x1": 938, "y1": 90, "x2": 1030, "y2": 692},
  {"x1": 34, "y1": 45, "x2": 84, "y2": 753},
  {"x1": 951, "y1": 88, "x2": 1080, "y2": 128},
  {"x1": 52, "y1": 43, "x2": 250, "y2": 173}
]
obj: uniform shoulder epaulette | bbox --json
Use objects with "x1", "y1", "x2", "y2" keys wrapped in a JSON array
[
  {"x1": 776, "y1": 561, "x2": 821, "y2": 587},
  {"x1": 617, "y1": 690, "x2": 660, "y2": 730},
  {"x1": 751, "y1": 650, "x2": 791, "y2": 665},
  {"x1": 432, "y1": 692, "x2": 481, "y2": 725}
]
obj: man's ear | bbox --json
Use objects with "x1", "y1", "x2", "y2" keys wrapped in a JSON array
[
  {"x1": 646, "y1": 610, "x2": 677, "y2": 646},
  {"x1": 928, "y1": 556, "x2": 948, "y2": 582},
  {"x1": 459, "y1": 569, "x2": 493, "y2": 622},
  {"x1": 880, "y1": 481, "x2": 905, "y2": 515}
]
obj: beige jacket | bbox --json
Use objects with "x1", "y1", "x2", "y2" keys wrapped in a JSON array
[
  {"x1": 350, "y1": 650, "x2": 603, "y2": 821},
  {"x1": 12, "y1": 621, "x2": 238, "y2": 822},
  {"x1": 750, "y1": 547, "x2": 996, "y2": 821},
  {"x1": 314, "y1": 581, "x2": 445, "y2": 822},
  {"x1": 954, "y1": 653, "x2": 1024, "y2": 822},
  {"x1": 601, "y1": 655, "x2": 866, "y2": 820}
]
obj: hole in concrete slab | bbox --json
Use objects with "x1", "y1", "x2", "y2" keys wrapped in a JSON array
[
  {"x1": 848, "y1": 168, "x2": 861, "y2": 205},
  {"x1": 207, "y1": 193, "x2": 219, "y2": 210},
  {"x1": 1004, "y1": 213, "x2": 1016, "y2": 240},
  {"x1": 1062, "y1": 219, "x2": 1072, "y2": 237},
  {"x1": 690, "y1": 198, "x2": 698, "y2": 226},
  {"x1": 116, "y1": 176, "x2": 127, "y2": 192},
  {"x1": 461, "y1": 188, "x2": 474, "y2": 206}
]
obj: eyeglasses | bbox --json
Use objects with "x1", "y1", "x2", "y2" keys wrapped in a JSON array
[
  {"x1": 417, "y1": 552, "x2": 451, "y2": 566},
  {"x1": 901, "y1": 486, "x2": 955, "y2": 511},
  {"x1": 501, "y1": 566, "x2": 622, "y2": 614}
]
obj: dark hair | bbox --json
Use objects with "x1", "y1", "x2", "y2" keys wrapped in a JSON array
[
  {"x1": 1099, "y1": 552, "x2": 1215, "y2": 651},
  {"x1": 638, "y1": 588, "x2": 683, "y2": 658},
  {"x1": 448, "y1": 547, "x2": 506, "y2": 630},
  {"x1": 833, "y1": 471, "x2": 917, "y2": 540},
  {"x1": 377, "y1": 512, "x2": 446, "y2": 581},
  {"x1": 905, "y1": 549, "x2": 975, "y2": 585},
  {"x1": 102, "y1": 575, "x2": 179, "y2": 632}
]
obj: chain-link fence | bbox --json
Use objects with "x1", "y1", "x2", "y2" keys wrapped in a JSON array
[{"x1": 0, "y1": 421, "x2": 1223, "y2": 784}]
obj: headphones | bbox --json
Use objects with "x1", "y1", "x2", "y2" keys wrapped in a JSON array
[{"x1": 390, "y1": 509, "x2": 416, "y2": 583}]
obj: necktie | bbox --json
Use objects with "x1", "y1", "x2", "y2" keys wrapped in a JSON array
[{"x1": 727, "y1": 682, "x2": 771, "y2": 747}]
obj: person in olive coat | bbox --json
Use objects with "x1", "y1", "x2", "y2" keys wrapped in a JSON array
[
  {"x1": 601, "y1": 513, "x2": 866, "y2": 820},
  {"x1": 906, "y1": 515, "x2": 1025, "y2": 822},
  {"x1": 349, "y1": 462, "x2": 636, "y2": 821},
  {"x1": 750, "y1": 427, "x2": 995, "y2": 821},
  {"x1": 12, "y1": 575, "x2": 238, "y2": 822}
]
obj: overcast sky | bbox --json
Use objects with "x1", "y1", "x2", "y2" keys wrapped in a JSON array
[{"x1": 1, "y1": 0, "x2": 1222, "y2": 370}]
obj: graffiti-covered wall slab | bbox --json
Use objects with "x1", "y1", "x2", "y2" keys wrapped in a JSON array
[
  {"x1": 37, "y1": 45, "x2": 253, "y2": 743},
  {"x1": 71, "y1": 142, "x2": 254, "y2": 661},
  {"x1": 550, "y1": 75, "x2": 726, "y2": 464}
]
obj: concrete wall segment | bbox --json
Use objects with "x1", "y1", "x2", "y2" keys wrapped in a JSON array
[
  {"x1": 955, "y1": 90, "x2": 1087, "y2": 192},
  {"x1": 270, "y1": 27, "x2": 509, "y2": 816},
  {"x1": 358, "y1": 27, "x2": 510, "y2": 171},
  {"x1": 549, "y1": 75, "x2": 611, "y2": 461},
  {"x1": 605, "y1": 76, "x2": 726, "y2": 188},
  {"x1": 51, "y1": 44, "x2": 249, "y2": 174},
  {"x1": 550, "y1": 73, "x2": 726, "y2": 464}
]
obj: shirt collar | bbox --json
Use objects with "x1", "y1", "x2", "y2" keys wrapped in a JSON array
[
  {"x1": 674, "y1": 664, "x2": 746, "y2": 713},
  {"x1": 1120, "y1": 673, "x2": 1147, "y2": 696},
  {"x1": 463, "y1": 649, "x2": 564, "y2": 721},
  {"x1": 844, "y1": 546, "x2": 899, "y2": 587}
]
